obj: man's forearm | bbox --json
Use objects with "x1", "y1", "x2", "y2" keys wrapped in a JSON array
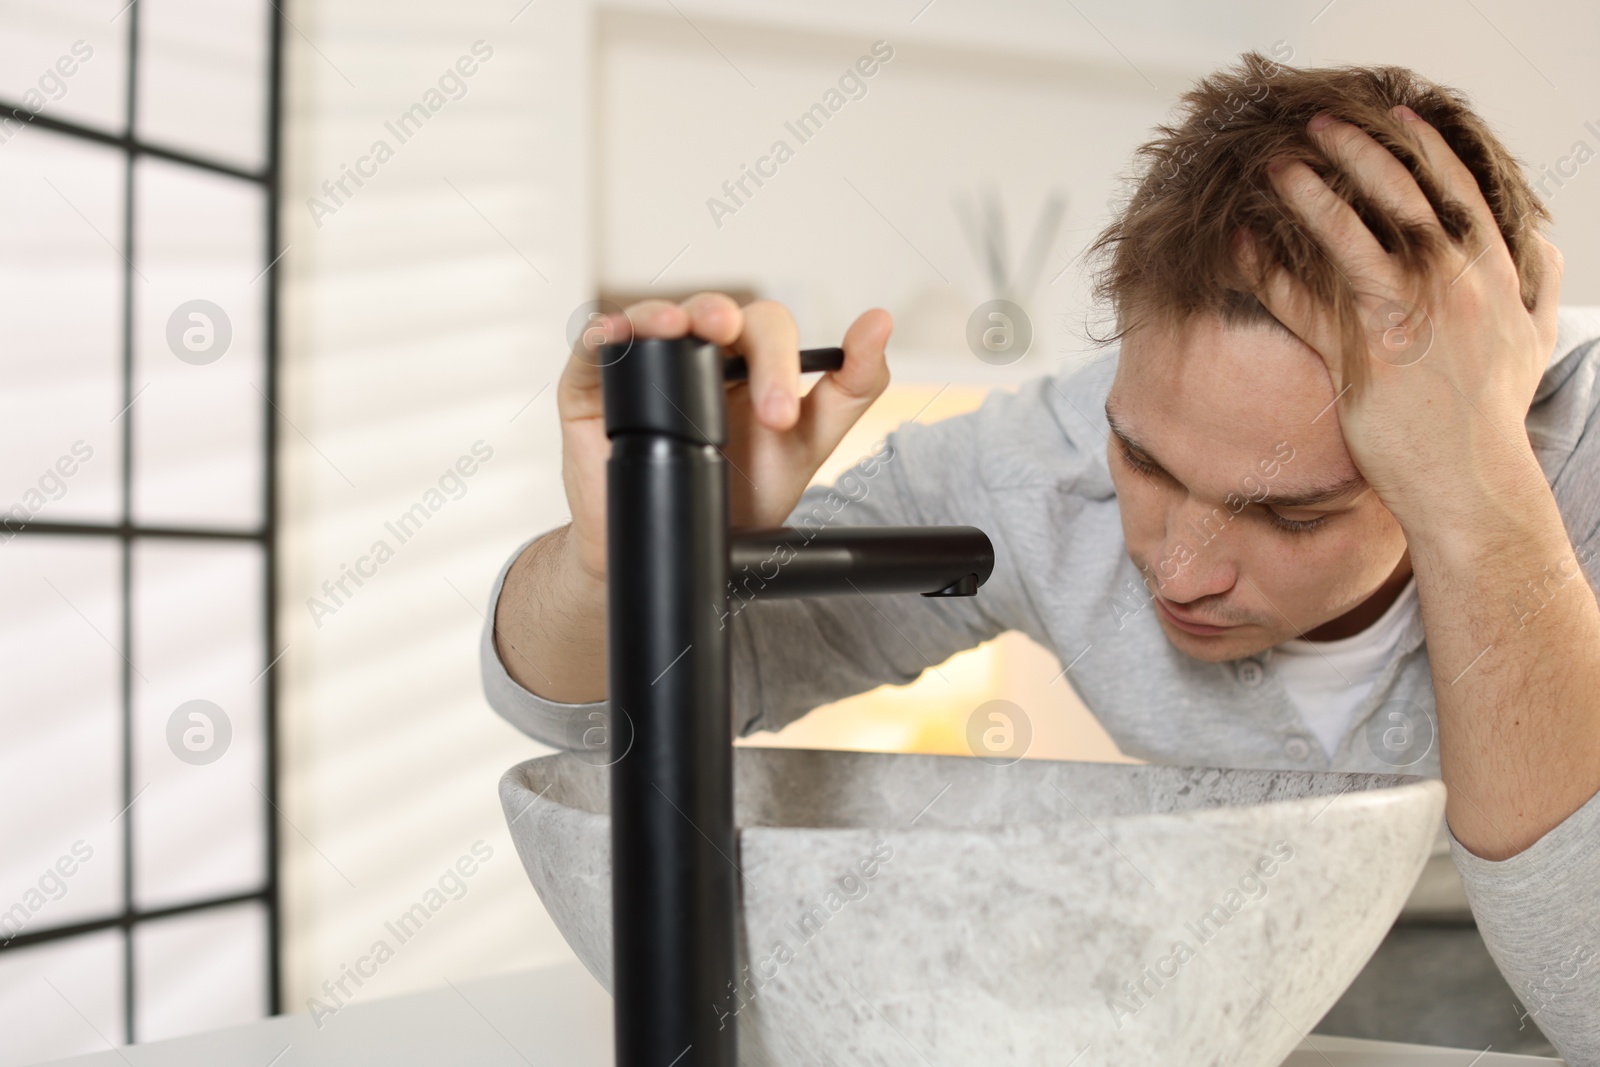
[
  {"x1": 493, "y1": 524, "x2": 608, "y2": 704},
  {"x1": 1407, "y1": 449, "x2": 1600, "y2": 859}
]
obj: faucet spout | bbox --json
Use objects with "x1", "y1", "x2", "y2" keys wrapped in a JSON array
[{"x1": 728, "y1": 525, "x2": 993, "y2": 599}]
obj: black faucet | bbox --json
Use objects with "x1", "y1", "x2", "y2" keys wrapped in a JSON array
[{"x1": 600, "y1": 334, "x2": 994, "y2": 1067}]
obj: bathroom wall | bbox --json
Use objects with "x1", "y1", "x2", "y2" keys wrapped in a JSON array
[
  {"x1": 277, "y1": 0, "x2": 592, "y2": 1016},
  {"x1": 279, "y1": 0, "x2": 1600, "y2": 1018}
]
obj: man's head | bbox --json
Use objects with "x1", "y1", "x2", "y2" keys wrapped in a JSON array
[
  {"x1": 1090, "y1": 51, "x2": 1549, "y2": 659},
  {"x1": 1106, "y1": 312, "x2": 1409, "y2": 660}
]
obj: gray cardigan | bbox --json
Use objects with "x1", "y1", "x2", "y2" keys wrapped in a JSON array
[{"x1": 482, "y1": 306, "x2": 1600, "y2": 1062}]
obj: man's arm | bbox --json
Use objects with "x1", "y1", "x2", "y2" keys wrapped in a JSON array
[
  {"x1": 481, "y1": 421, "x2": 1028, "y2": 744},
  {"x1": 1251, "y1": 106, "x2": 1600, "y2": 1058},
  {"x1": 1421, "y1": 480, "x2": 1600, "y2": 1053},
  {"x1": 1248, "y1": 106, "x2": 1600, "y2": 857},
  {"x1": 493, "y1": 524, "x2": 607, "y2": 704},
  {"x1": 1407, "y1": 449, "x2": 1600, "y2": 858},
  {"x1": 1250, "y1": 106, "x2": 1600, "y2": 857}
]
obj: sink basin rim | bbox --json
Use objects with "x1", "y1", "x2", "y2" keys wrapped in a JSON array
[{"x1": 502, "y1": 748, "x2": 1446, "y2": 834}]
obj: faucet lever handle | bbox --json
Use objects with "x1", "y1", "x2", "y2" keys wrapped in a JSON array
[{"x1": 721, "y1": 346, "x2": 844, "y2": 382}]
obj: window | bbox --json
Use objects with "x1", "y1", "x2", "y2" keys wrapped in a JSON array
[{"x1": 0, "y1": 1, "x2": 280, "y2": 1060}]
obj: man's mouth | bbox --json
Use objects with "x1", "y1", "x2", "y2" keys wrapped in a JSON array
[{"x1": 1155, "y1": 595, "x2": 1237, "y2": 635}]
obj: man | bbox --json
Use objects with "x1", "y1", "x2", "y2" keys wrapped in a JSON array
[{"x1": 484, "y1": 52, "x2": 1600, "y2": 1059}]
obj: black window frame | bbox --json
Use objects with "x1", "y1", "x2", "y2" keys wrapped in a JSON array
[{"x1": 0, "y1": 1, "x2": 285, "y2": 1042}]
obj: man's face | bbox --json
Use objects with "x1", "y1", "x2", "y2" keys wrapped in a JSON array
[{"x1": 1105, "y1": 311, "x2": 1410, "y2": 662}]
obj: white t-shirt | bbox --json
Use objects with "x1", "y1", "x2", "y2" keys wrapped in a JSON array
[{"x1": 1271, "y1": 576, "x2": 1421, "y2": 759}]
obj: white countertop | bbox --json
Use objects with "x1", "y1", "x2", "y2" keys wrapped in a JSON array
[{"x1": 31, "y1": 959, "x2": 1561, "y2": 1066}]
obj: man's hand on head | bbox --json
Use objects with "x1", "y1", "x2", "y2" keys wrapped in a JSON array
[
  {"x1": 1241, "y1": 104, "x2": 1564, "y2": 538},
  {"x1": 1244, "y1": 105, "x2": 1600, "y2": 874}
]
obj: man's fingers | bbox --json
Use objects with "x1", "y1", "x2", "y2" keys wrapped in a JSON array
[
  {"x1": 1389, "y1": 106, "x2": 1503, "y2": 241},
  {"x1": 561, "y1": 298, "x2": 690, "y2": 418},
  {"x1": 1267, "y1": 157, "x2": 1392, "y2": 285},
  {"x1": 733, "y1": 300, "x2": 802, "y2": 430},
  {"x1": 797, "y1": 308, "x2": 892, "y2": 451},
  {"x1": 1530, "y1": 233, "x2": 1565, "y2": 366},
  {"x1": 558, "y1": 294, "x2": 889, "y2": 459},
  {"x1": 1238, "y1": 230, "x2": 1314, "y2": 339},
  {"x1": 830, "y1": 308, "x2": 893, "y2": 400},
  {"x1": 560, "y1": 308, "x2": 631, "y2": 419},
  {"x1": 1305, "y1": 114, "x2": 1438, "y2": 233},
  {"x1": 1259, "y1": 266, "x2": 1333, "y2": 357},
  {"x1": 568, "y1": 298, "x2": 689, "y2": 369},
  {"x1": 572, "y1": 294, "x2": 741, "y2": 375},
  {"x1": 681, "y1": 291, "x2": 744, "y2": 347},
  {"x1": 1240, "y1": 228, "x2": 1344, "y2": 388},
  {"x1": 622, "y1": 298, "x2": 689, "y2": 341}
]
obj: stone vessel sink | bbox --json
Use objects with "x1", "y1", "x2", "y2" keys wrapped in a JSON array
[{"x1": 500, "y1": 747, "x2": 1445, "y2": 1067}]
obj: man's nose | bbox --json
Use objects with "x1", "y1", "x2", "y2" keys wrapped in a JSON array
[{"x1": 1152, "y1": 495, "x2": 1239, "y2": 601}]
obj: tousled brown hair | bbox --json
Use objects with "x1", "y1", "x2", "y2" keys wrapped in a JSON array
[{"x1": 1086, "y1": 50, "x2": 1549, "y2": 397}]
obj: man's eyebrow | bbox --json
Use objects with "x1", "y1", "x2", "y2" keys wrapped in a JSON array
[
  {"x1": 1103, "y1": 396, "x2": 1367, "y2": 509},
  {"x1": 1260, "y1": 472, "x2": 1368, "y2": 509},
  {"x1": 1104, "y1": 398, "x2": 1167, "y2": 470}
]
